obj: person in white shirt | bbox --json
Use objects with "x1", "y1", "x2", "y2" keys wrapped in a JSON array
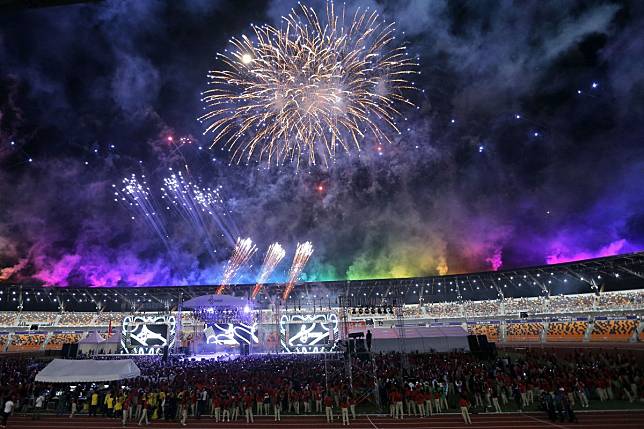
[
  {"x1": 32, "y1": 394, "x2": 45, "y2": 420},
  {"x1": 1, "y1": 398, "x2": 15, "y2": 428}
]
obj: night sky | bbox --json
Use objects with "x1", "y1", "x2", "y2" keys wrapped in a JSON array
[{"x1": 1, "y1": 0, "x2": 644, "y2": 287}]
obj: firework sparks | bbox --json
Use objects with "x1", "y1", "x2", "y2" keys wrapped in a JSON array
[
  {"x1": 199, "y1": 2, "x2": 418, "y2": 168},
  {"x1": 161, "y1": 170, "x2": 238, "y2": 252},
  {"x1": 113, "y1": 174, "x2": 169, "y2": 246},
  {"x1": 251, "y1": 242, "x2": 286, "y2": 299},
  {"x1": 216, "y1": 237, "x2": 258, "y2": 294},
  {"x1": 282, "y1": 242, "x2": 314, "y2": 300}
]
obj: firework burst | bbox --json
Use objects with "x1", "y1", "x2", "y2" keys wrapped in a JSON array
[
  {"x1": 199, "y1": 2, "x2": 418, "y2": 169},
  {"x1": 216, "y1": 237, "x2": 257, "y2": 294},
  {"x1": 282, "y1": 242, "x2": 314, "y2": 300},
  {"x1": 161, "y1": 170, "x2": 238, "y2": 253},
  {"x1": 113, "y1": 174, "x2": 169, "y2": 246},
  {"x1": 252, "y1": 242, "x2": 286, "y2": 299}
]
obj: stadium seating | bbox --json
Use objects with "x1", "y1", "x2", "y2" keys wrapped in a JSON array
[
  {"x1": 506, "y1": 322, "x2": 543, "y2": 341},
  {"x1": 45, "y1": 333, "x2": 83, "y2": 350},
  {"x1": 0, "y1": 312, "x2": 18, "y2": 326},
  {"x1": 504, "y1": 297, "x2": 545, "y2": 315},
  {"x1": 8, "y1": 333, "x2": 47, "y2": 351},
  {"x1": 546, "y1": 295, "x2": 595, "y2": 314},
  {"x1": 546, "y1": 321, "x2": 588, "y2": 341},
  {"x1": 58, "y1": 312, "x2": 96, "y2": 326},
  {"x1": 18, "y1": 311, "x2": 58, "y2": 326},
  {"x1": 463, "y1": 300, "x2": 500, "y2": 317},
  {"x1": 94, "y1": 312, "x2": 125, "y2": 325},
  {"x1": 424, "y1": 302, "x2": 462, "y2": 318},
  {"x1": 596, "y1": 292, "x2": 642, "y2": 310},
  {"x1": 590, "y1": 320, "x2": 638, "y2": 342},
  {"x1": 467, "y1": 324, "x2": 499, "y2": 341}
]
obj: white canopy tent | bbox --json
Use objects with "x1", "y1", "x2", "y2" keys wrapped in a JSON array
[
  {"x1": 77, "y1": 331, "x2": 105, "y2": 355},
  {"x1": 35, "y1": 359, "x2": 141, "y2": 383}
]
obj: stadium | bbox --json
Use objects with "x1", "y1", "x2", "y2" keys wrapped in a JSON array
[{"x1": 2, "y1": 1, "x2": 644, "y2": 429}]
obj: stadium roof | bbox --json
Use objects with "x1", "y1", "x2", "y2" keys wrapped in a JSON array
[{"x1": 1, "y1": 252, "x2": 643, "y2": 312}]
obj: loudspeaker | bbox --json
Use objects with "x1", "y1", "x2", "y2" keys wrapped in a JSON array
[
  {"x1": 477, "y1": 335, "x2": 490, "y2": 351},
  {"x1": 467, "y1": 335, "x2": 480, "y2": 352},
  {"x1": 241, "y1": 344, "x2": 250, "y2": 356},
  {"x1": 61, "y1": 343, "x2": 70, "y2": 357},
  {"x1": 67, "y1": 343, "x2": 78, "y2": 358},
  {"x1": 520, "y1": 311, "x2": 528, "y2": 318}
]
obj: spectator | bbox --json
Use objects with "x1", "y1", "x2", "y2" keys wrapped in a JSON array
[
  {"x1": 32, "y1": 392, "x2": 44, "y2": 420},
  {"x1": 1, "y1": 396, "x2": 15, "y2": 429},
  {"x1": 459, "y1": 396, "x2": 472, "y2": 425}
]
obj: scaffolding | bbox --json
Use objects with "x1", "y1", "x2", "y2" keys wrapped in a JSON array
[{"x1": 338, "y1": 292, "x2": 383, "y2": 410}]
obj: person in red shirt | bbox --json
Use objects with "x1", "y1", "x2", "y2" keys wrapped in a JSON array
[
  {"x1": 340, "y1": 397, "x2": 350, "y2": 426},
  {"x1": 434, "y1": 391, "x2": 441, "y2": 413},
  {"x1": 180, "y1": 393, "x2": 189, "y2": 427},
  {"x1": 302, "y1": 390, "x2": 311, "y2": 413},
  {"x1": 459, "y1": 397, "x2": 472, "y2": 425},
  {"x1": 388, "y1": 390, "x2": 396, "y2": 418},
  {"x1": 244, "y1": 394, "x2": 254, "y2": 423},
  {"x1": 393, "y1": 389, "x2": 403, "y2": 420},
  {"x1": 324, "y1": 394, "x2": 334, "y2": 423},
  {"x1": 348, "y1": 394, "x2": 356, "y2": 420},
  {"x1": 272, "y1": 391, "x2": 282, "y2": 422},
  {"x1": 315, "y1": 389, "x2": 323, "y2": 413},
  {"x1": 137, "y1": 397, "x2": 149, "y2": 426},
  {"x1": 255, "y1": 392, "x2": 263, "y2": 416},
  {"x1": 415, "y1": 390, "x2": 425, "y2": 417},
  {"x1": 405, "y1": 388, "x2": 416, "y2": 416},
  {"x1": 122, "y1": 397, "x2": 130, "y2": 427},
  {"x1": 212, "y1": 396, "x2": 221, "y2": 422},
  {"x1": 222, "y1": 398, "x2": 231, "y2": 422},
  {"x1": 424, "y1": 390, "x2": 433, "y2": 416}
]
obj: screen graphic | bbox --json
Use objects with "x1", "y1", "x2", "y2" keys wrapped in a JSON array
[
  {"x1": 121, "y1": 314, "x2": 176, "y2": 355},
  {"x1": 204, "y1": 322, "x2": 258, "y2": 346},
  {"x1": 280, "y1": 313, "x2": 339, "y2": 353}
]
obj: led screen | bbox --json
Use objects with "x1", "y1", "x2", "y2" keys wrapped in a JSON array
[
  {"x1": 280, "y1": 313, "x2": 339, "y2": 353},
  {"x1": 121, "y1": 314, "x2": 175, "y2": 355}
]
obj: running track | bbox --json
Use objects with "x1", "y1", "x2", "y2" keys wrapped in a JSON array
[{"x1": 8, "y1": 411, "x2": 644, "y2": 429}]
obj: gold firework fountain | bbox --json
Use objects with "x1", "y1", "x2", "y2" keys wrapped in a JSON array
[
  {"x1": 216, "y1": 237, "x2": 257, "y2": 294},
  {"x1": 282, "y1": 242, "x2": 314, "y2": 301},
  {"x1": 252, "y1": 242, "x2": 286, "y2": 299}
]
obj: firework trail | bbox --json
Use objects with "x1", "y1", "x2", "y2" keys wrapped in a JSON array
[
  {"x1": 282, "y1": 242, "x2": 314, "y2": 301},
  {"x1": 199, "y1": 2, "x2": 418, "y2": 169},
  {"x1": 216, "y1": 237, "x2": 258, "y2": 294},
  {"x1": 113, "y1": 174, "x2": 169, "y2": 247},
  {"x1": 251, "y1": 242, "x2": 286, "y2": 299},
  {"x1": 161, "y1": 170, "x2": 238, "y2": 253}
]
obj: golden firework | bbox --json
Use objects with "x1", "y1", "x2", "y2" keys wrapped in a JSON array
[{"x1": 199, "y1": 2, "x2": 417, "y2": 168}]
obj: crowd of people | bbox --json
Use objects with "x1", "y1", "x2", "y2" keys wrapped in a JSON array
[
  {"x1": 0, "y1": 290, "x2": 642, "y2": 331},
  {"x1": 1, "y1": 348, "x2": 643, "y2": 426}
]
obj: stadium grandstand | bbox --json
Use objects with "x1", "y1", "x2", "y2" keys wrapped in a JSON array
[{"x1": 1, "y1": 252, "x2": 644, "y2": 428}]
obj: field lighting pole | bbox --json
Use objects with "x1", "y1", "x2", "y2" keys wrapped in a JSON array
[
  {"x1": 175, "y1": 291, "x2": 183, "y2": 355},
  {"x1": 338, "y1": 293, "x2": 354, "y2": 391},
  {"x1": 394, "y1": 282, "x2": 407, "y2": 385}
]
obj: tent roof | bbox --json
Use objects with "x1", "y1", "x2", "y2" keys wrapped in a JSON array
[
  {"x1": 35, "y1": 359, "x2": 140, "y2": 383},
  {"x1": 78, "y1": 331, "x2": 104, "y2": 344},
  {"x1": 104, "y1": 331, "x2": 121, "y2": 343}
]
